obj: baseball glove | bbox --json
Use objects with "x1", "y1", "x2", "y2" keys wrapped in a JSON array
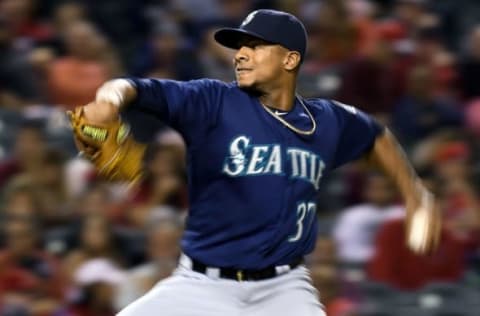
[{"x1": 67, "y1": 106, "x2": 146, "y2": 183}]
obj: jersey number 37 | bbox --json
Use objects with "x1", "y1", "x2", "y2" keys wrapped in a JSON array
[{"x1": 288, "y1": 201, "x2": 316, "y2": 242}]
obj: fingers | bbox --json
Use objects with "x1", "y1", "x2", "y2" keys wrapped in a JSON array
[
  {"x1": 406, "y1": 202, "x2": 442, "y2": 255},
  {"x1": 73, "y1": 135, "x2": 97, "y2": 159},
  {"x1": 423, "y1": 202, "x2": 441, "y2": 255},
  {"x1": 407, "y1": 193, "x2": 431, "y2": 254},
  {"x1": 430, "y1": 205, "x2": 442, "y2": 252}
]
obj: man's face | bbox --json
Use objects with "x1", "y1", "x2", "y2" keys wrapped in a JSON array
[
  {"x1": 364, "y1": 174, "x2": 395, "y2": 206},
  {"x1": 6, "y1": 220, "x2": 36, "y2": 256},
  {"x1": 234, "y1": 37, "x2": 288, "y2": 90},
  {"x1": 14, "y1": 128, "x2": 45, "y2": 160}
]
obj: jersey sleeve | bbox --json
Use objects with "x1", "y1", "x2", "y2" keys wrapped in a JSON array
[
  {"x1": 126, "y1": 78, "x2": 225, "y2": 143},
  {"x1": 330, "y1": 100, "x2": 384, "y2": 169}
]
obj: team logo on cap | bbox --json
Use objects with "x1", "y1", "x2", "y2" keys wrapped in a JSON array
[{"x1": 241, "y1": 11, "x2": 258, "y2": 27}]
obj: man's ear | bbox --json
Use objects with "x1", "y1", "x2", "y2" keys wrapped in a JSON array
[{"x1": 284, "y1": 51, "x2": 301, "y2": 71}]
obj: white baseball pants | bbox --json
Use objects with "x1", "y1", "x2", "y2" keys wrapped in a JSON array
[{"x1": 117, "y1": 256, "x2": 326, "y2": 316}]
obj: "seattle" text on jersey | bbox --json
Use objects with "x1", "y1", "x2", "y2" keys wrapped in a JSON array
[{"x1": 222, "y1": 135, "x2": 325, "y2": 189}]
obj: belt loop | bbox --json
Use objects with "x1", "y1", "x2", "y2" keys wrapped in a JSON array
[
  {"x1": 275, "y1": 265, "x2": 291, "y2": 275},
  {"x1": 206, "y1": 267, "x2": 220, "y2": 279}
]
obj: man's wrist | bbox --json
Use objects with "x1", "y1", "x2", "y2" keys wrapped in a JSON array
[
  {"x1": 409, "y1": 184, "x2": 434, "y2": 211},
  {"x1": 405, "y1": 180, "x2": 429, "y2": 207},
  {"x1": 96, "y1": 79, "x2": 136, "y2": 109}
]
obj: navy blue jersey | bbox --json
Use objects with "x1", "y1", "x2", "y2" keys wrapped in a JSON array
[{"x1": 126, "y1": 78, "x2": 383, "y2": 269}]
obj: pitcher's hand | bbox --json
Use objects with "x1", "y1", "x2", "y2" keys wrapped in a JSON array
[{"x1": 405, "y1": 189, "x2": 442, "y2": 254}]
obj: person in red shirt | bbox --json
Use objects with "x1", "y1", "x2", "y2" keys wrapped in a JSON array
[
  {"x1": 368, "y1": 217, "x2": 470, "y2": 290},
  {"x1": 0, "y1": 0, "x2": 54, "y2": 44},
  {"x1": 47, "y1": 21, "x2": 120, "y2": 109}
]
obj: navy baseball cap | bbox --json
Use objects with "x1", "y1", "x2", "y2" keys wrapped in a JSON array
[{"x1": 214, "y1": 9, "x2": 307, "y2": 60}]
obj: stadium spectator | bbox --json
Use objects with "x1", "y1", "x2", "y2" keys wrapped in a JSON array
[
  {"x1": 368, "y1": 217, "x2": 472, "y2": 290},
  {"x1": 336, "y1": 23, "x2": 405, "y2": 115},
  {"x1": 62, "y1": 214, "x2": 123, "y2": 288},
  {"x1": 308, "y1": 235, "x2": 337, "y2": 266},
  {"x1": 0, "y1": 16, "x2": 42, "y2": 108},
  {"x1": 32, "y1": 149, "x2": 70, "y2": 227},
  {"x1": 0, "y1": 0, "x2": 53, "y2": 46},
  {"x1": 198, "y1": 27, "x2": 235, "y2": 82},
  {"x1": 115, "y1": 214, "x2": 182, "y2": 309},
  {"x1": 368, "y1": 166, "x2": 479, "y2": 290},
  {"x1": 0, "y1": 216, "x2": 62, "y2": 315},
  {"x1": 127, "y1": 144, "x2": 187, "y2": 227},
  {"x1": 47, "y1": 21, "x2": 120, "y2": 109},
  {"x1": 458, "y1": 25, "x2": 480, "y2": 101},
  {"x1": 392, "y1": 65, "x2": 463, "y2": 147},
  {"x1": 333, "y1": 173, "x2": 403, "y2": 265},
  {"x1": 432, "y1": 141, "x2": 480, "y2": 242},
  {"x1": 130, "y1": 19, "x2": 202, "y2": 80},
  {"x1": 57, "y1": 258, "x2": 125, "y2": 316},
  {"x1": 310, "y1": 264, "x2": 357, "y2": 316},
  {"x1": 0, "y1": 120, "x2": 47, "y2": 189},
  {"x1": 391, "y1": 0, "x2": 429, "y2": 36}
]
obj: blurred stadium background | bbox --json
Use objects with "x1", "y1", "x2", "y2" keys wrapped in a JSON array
[{"x1": 0, "y1": 0, "x2": 479, "y2": 315}]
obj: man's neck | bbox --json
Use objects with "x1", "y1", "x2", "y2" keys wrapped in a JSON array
[{"x1": 258, "y1": 88, "x2": 296, "y2": 112}]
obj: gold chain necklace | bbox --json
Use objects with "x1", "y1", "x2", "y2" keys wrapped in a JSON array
[{"x1": 261, "y1": 95, "x2": 316, "y2": 135}]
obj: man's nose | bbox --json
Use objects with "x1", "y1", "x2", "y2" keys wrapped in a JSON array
[{"x1": 234, "y1": 46, "x2": 251, "y2": 64}]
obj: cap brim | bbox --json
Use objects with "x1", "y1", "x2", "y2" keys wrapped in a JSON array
[{"x1": 214, "y1": 28, "x2": 272, "y2": 49}]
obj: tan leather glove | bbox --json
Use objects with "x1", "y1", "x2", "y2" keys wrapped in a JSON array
[{"x1": 67, "y1": 105, "x2": 146, "y2": 183}]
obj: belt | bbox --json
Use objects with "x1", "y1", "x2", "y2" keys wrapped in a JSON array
[{"x1": 181, "y1": 254, "x2": 304, "y2": 282}]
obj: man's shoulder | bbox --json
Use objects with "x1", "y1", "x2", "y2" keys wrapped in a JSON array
[
  {"x1": 303, "y1": 98, "x2": 346, "y2": 120},
  {"x1": 310, "y1": 98, "x2": 360, "y2": 113},
  {"x1": 305, "y1": 99, "x2": 366, "y2": 127},
  {"x1": 304, "y1": 98, "x2": 350, "y2": 114},
  {"x1": 303, "y1": 97, "x2": 331, "y2": 109},
  {"x1": 186, "y1": 79, "x2": 236, "y2": 91}
]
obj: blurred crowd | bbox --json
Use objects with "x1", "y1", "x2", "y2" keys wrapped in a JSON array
[{"x1": 0, "y1": 0, "x2": 479, "y2": 315}]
